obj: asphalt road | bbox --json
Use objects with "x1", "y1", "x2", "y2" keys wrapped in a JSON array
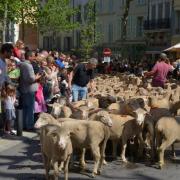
[{"x1": 0, "y1": 135, "x2": 180, "y2": 180}]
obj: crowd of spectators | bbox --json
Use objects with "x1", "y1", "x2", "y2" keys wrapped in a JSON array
[
  {"x1": 0, "y1": 40, "x2": 179, "y2": 136},
  {"x1": 0, "y1": 40, "x2": 98, "y2": 135}
]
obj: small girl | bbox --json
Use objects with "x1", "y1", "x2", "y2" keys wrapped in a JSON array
[{"x1": 2, "y1": 85, "x2": 16, "y2": 135}]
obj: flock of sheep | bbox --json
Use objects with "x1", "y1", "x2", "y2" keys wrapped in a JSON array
[{"x1": 34, "y1": 73, "x2": 180, "y2": 180}]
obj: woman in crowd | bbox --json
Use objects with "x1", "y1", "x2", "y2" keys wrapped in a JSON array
[
  {"x1": 43, "y1": 56, "x2": 59, "y2": 101},
  {"x1": 13, "y1": 40, "x2": 25, "y2": 61}
]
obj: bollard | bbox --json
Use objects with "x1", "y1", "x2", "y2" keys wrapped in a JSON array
[{"x1": 16, "y1": 108, "x2": 23, "y2": 136}]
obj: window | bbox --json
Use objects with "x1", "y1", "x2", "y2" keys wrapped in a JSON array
[
  {"x1": 96, "y1": 24, "x2": 102, "y2": 34},
  {"x1": 96, "y1": 0, "x2": 103, "y2": 13},
  {"x1": 109, "y1": 0, "x2": 114, "y2": 13},
  {"x1": 108, "y1": 23, "x2": 113, "y2": 43},
  {"x1": 43, "y1": 36, "x2": 52, "y2": 50},
  {"x1": 117, "y1": 19, "x2": 122, "y2": 39},
  {"x1": 165, "y1": 2, "x2": 170, "y2": 19},
  {"x1": 158, "y1": 3, "x2": 163, "y2": 20},
  {"x1": 176, "y1": 11, "x2": 180, "y2": 34},
  {"x1": 137, "y1": 0, "x2": 146, "y2": 5},
  {"x1": 56, "y1": 37, "x2": 61, "y2": 51},
  {"x1": 120, "y1": 0, "x2": 126, "y2": 7},
  {"x1": 151, "y1": 4, "x2": 156, "y2": 20},
  {"x1": 137, "y1": 17, "x2": 143, "y2": 37}
]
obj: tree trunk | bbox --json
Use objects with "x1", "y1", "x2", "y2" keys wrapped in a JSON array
[
  {"x1": 121, "y1": 0, "x2": 133, "y2": 41},
  {"x1": 2, "y1": 2, "x2": 8, "y2": 43},
  {"x1": 21, "y1": 8, "x2": 25, "y2": 41},
  {"x1": 121, "y1": 0, "x2": 133, "y2": 58}
]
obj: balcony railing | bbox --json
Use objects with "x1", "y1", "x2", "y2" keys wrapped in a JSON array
[{"x1": 144, "y1": 18, "x2": 170, "y2": 30}]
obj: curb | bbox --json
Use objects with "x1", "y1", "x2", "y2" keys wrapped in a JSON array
[{"x1": 0, "y1": 131, "x2": 38, "y2": 153}]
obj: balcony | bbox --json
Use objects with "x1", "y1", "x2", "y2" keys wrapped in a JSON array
[{"x1": 144, "y1": 18, "x2": 170, "y2": 31}]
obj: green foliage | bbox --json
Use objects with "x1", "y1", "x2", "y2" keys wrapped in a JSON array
[
  {"x1": 38, "y1": 0, "x2": 78, "y2": 34},
  {"x1": 80, "y1": 0, "x2": 99, "y2": 59},
  {"x1": 0, "y1": 0, "x2": 38, "y2": 24}
]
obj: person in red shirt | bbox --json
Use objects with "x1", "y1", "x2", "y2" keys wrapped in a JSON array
[
  {"x1": 144, "y1": 53, "x2": 173, "y2": 88},
  {"x1": 13, "y1": 40, "x2": 24, "y2": 60}
]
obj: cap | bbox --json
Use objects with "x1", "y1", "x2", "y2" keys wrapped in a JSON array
[
  {"x1": 55, "y1": 59, "x2": 65, "y2": 68},
  {"x1": 160, "y1": 53, "x2": 167, "y2": 60}
]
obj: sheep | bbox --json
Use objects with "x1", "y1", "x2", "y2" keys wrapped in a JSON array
[
  {"x1": 155, "y1": 116, "x2": 180, "y2": 169},
  {"x1": 120, "y1": 108, "x2": 148, "y2": 162},
  {"x1": 71, "y1": 98, "x2": 99, "y2": 109},
  {"x1": 56, "y1": 119, "x2": 111, "y2": 177},
  {"x1": 48, "y1": 102, "x2": 89, "y2": 120},
  {"x1": 170, "y1": 100, "x2": 180, "y2": 115},
  {"x1": 36, "y1": 111, "x2": 112, "y2": 177},
  {"x1": 34, "y1": 113, "x2": 74, "y2": 129},
  {"x1": 148, "y1": 92, "x2": 172, "y2": 109},
  {"x1": 40, "y1": 124, "x2": 72, "y2": 180},
  {"x1": 108, "y1": 114, "x2": 134, "y2": 159},
  {"x1": 47, "y1": 103, "x2": 63, "y2": 118}
]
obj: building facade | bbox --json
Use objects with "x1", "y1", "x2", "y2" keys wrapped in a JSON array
[
  {"x1": 144, "y1": 0, "x2": 173, "y2": 56},
  {"x1": 171, "y1": 0, "x2": 180, "y2": 45},
  {"x1": 96, "y1": 0, "x2": 148, "y2": 59}
]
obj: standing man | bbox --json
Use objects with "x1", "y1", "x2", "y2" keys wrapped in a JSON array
[
  {"x1": 19, "y1": 51, "x2": 41, "y2": 130},
  {"x1": 0, "y1": 43, "x2": 14, "y2": 88},
  {"x1": 70, "y1": 58, "x2": 97, "y2": 102},
  {"x1": 0, "y1": 43, "x2": 14, "y2": 114},
  {"x1": 144, "y1": 53, "x2": 173, "y2": 88}
]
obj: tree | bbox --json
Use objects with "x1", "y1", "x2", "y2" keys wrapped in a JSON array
[
  {"x1": 15, "y1": 0, "x2": 38, "y2": 41},
  {"x1": 38, "y1": 0, "x2": 78, "y2": 49},
  {"x1": 0, "y1": 0, "x2": 38, "y2": 42},
  {"x1": 121, "y1": 0, "x2": 134, "y2": 41},
  {"x1": 120, "y1": 0, "x2": 134, "y2": 58},
  {"x1": 80, "y1": 0, "x2": 99, "y2": 59}
]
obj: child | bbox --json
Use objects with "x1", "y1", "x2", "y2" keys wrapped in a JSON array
[{"x1": 2, "y1": 85, "x2": 16, "y2": 135}]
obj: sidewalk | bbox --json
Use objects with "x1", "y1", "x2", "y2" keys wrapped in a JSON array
[{"x1": 0, "y1": 131, "x2": 38, "y2": 153}]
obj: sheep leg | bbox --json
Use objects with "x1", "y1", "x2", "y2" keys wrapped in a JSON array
[
  {"x1": 80, "y1": 148, "x2": 86, "y2": 170},
  {"x1": 64, "y1": 155, "x2": 71, "y2": 180},
  {"x1": 91, "y1": 145, "x2": 101, "y2": 178},
  {"x1": 171, "y1": 144, "x2": 176, "y2": 159},
  {"x1": 121, "y1": 137, "x2": 128, "y2": 163},
  {"x1": 137, "y1": 134, "x2": 145, "y2": 159},
  {"x1": 53, "y1": 161, "x2": 59, "y2": 180},
  {"x1": 42, "y1": 153, "x2": 50, "y2": 180},
  {"x1": 158, "y1": 139, "x2": 174, "y2": 169},
  {"x1": 59, "y1": 162, "x2": 64, "y2": 172},
  {"x1": 112, "y1": 140, "x2": 118, "y2": 159},
  {"x1": 150, "y1": 136, "x2": 155, "y2": 162},
  {"x1": 98, "y1": 137, "x2": 109, "y2": 174}
]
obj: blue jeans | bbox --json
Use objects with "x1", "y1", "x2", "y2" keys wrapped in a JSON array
[
  {"x1": 72, "y1": 84, "x2": 87, "y2": 102},
  {"x1": 21, "y1": 92, "x2": 35, "y2": 130}
]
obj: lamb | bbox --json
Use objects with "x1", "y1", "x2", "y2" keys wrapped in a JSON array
[
  {"x1": 40, "y1": 124, "x2": 72, "y2": 180},
  {"x1": 155, "y1": 116, "x2": 180, "y2": 169}
]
